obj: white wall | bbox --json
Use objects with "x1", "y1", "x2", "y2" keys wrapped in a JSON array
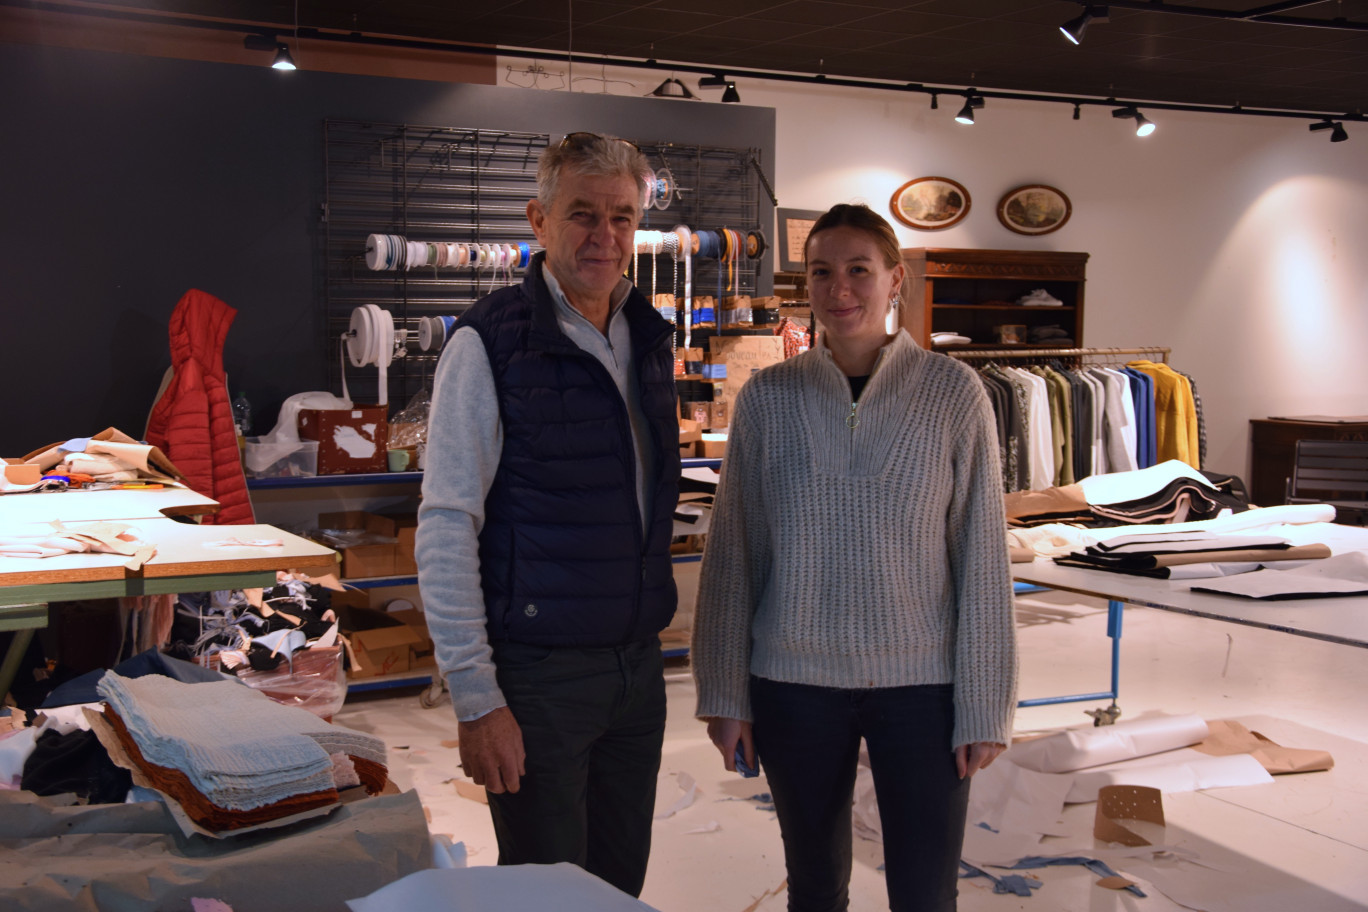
[{"x1": 507, "y1": 63, "x2": 1368, "y2": 481}]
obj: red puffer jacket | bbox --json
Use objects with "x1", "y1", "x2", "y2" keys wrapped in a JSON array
[{"x1": 145, "y1": 289, "x2": 255, "y2": 525}]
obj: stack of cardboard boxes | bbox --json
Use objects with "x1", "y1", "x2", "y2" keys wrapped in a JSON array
[
  {"x1": 316, "y1": 510, "x2": 432, "y2": 681},
  {"x1": 677, "y1": 332, "x2": 786, "y2": 459}
]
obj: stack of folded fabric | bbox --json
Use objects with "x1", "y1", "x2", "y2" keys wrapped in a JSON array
[
  {"x1": 1005, "y1": 460, "x2": 1250, "y2": 528},
  {"x1": 1053, "y1": 530, "x2": 1331, "y2": 579},
  {"x1": 96, "y1": 672, "x2": 386, "y2": 832}
]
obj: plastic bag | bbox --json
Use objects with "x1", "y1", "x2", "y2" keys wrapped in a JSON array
[
  {"x1": 389, "y1": 389, "x2": 430, "y2": 449},
  {"x1": 233, "y1": 645, "x2": 347, "y2": 721}
]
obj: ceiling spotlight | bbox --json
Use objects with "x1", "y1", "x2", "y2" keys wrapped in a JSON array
[
  {"x1": 1073, "y1": 103, "x2": 1081, "y2": 120},
  {"x1": 955, "y1": 95, "x2": 984, "y2": 125},
  {"x1": 1310, "y1": 119, "x2": 1349, "y2": 142},
  {"x1": 649, "y1": 77, "x2": 697, "y2": 99},
  {"x1": 697, "y1": 73, "x2": 729, "y2": 88},
  {"x1": 272, "y1": 44, "x2": 297, "y2": 70},
  {"x1": 721, "y1": 82, "x2": 741, "y2": 103},
  {"x1": 930, "y1": 92, "x2": 939, "y2": 110},
  {"x1": 1060, "y1": 4, "x2": 1109, "y2": 45},
  {"x1": 1112, "y1": 105, "x2": 1155, "y2": 136}
]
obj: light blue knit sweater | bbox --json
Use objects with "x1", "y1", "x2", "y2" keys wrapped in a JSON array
[{"x1": 691, "y1": 330, "x2": 1018, "y2": 749}]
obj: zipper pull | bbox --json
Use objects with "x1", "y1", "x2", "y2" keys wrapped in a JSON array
[{"x1": 846, "y1": 400, "x2": 859, "y2": 430}]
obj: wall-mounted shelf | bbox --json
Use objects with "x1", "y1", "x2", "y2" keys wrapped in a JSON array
[{"x1": 901, "y1": 248, "x2": 1089, "y2": 350}]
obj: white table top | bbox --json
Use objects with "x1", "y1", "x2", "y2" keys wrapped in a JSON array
[
  {"x1": 0, "y1": 486, "x2": 220, "y2": 524},
  {"x1": 1013, "y1": 523, "x2": 1368, "y2": 648},
  {"x1": 0, "y1": 517, "x2": 335, "y2": 588}
]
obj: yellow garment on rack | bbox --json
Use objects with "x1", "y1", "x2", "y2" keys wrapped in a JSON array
[{"x1": 1127, "y1": 360, "x2": 1200, "y2": 470}]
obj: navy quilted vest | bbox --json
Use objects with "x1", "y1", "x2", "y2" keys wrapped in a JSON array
[{"x1": 459, "y1": 255, "x2": 680, "y2": 646}]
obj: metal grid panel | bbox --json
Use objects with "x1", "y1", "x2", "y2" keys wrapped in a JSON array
[{"x1": 322, "y1": 120, "x2": 763, "y2": 409}]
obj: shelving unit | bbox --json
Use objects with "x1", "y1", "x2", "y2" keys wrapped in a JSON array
[
  {"x1": 901, "y1": 248, "x2": 1089, "y2": 351},
  {"x1": 246, "y1": 457, "x2": 726, "y2": 677}
]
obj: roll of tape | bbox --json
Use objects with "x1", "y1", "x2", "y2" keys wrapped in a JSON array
[{"x1": 518, "y1": 241, "x2": 531, "y2": 267}]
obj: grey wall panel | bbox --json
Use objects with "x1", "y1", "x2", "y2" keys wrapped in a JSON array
[{"x1": 0, "y1": 43, "x2": 775, "y2": 456}]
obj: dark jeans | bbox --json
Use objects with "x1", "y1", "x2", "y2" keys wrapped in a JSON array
[
  {"x1": 750, "y1": 676, "x2": 969, "y2": 912},
  {"x1": 487, "y1": 638, "x2": 666, "y2": 897}
]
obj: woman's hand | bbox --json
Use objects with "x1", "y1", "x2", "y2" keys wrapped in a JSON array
[
  {"x1": 703, "y1": 716, "x2": 755, "y2": 772},
  {"x1": 955, "y1": 741, "x2": 1006, "y2": 779}
]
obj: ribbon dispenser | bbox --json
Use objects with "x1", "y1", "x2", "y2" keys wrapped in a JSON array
[{"x1": 342, "y1": 305, "x2": 407, "y2": 407}]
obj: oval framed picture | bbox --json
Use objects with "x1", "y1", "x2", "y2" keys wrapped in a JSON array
[
  {"x1": 890, "y1": 177, "x2": 971, "y2": 230},
  {"x1": 997, "y1": 184, "x2": 1072, "y2": 235}
]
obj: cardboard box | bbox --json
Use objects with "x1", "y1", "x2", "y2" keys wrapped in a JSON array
[
  {"x1": 699, "y1": 434, "x2": 728, "y2": 459},
  {"x1": 348, "y1": 624, "x2": 423, "y2": 678},
  {"x1": 388, "y1": 607, "x2": 435, "y2": 669},
  {"x1": 708, "y1": 335, "x2": 785, "y2": 405},
  {"x1": 340, "y1": 544, "x2": 396, "y2": 579},
  {"x1": 319, "y1": 511, "x2": 397, "y2": 536},
  {"x1": 318, "y1": 511, "x2": 399, "y2": 579},
  {"x1": 707, "y1": 400, "x2": 729, "y2": 430},
  {"x1": 299, "y1": 406, "x2": 390, "y2": 475},
  {"x1": 393, "y1": 515, "x2": 418, "y2": 575}
]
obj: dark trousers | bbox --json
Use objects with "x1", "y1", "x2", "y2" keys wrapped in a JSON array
[
  {"x1": 488, "y1": 638, "x2": 666, "y2": 897},
  {"x1": 750, "y1": 676, "x2": 970, "y2": 912}
]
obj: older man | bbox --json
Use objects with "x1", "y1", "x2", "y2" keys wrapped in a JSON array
[{"x1": 416, "y1": 132, "x2": 679, "y2": 896}]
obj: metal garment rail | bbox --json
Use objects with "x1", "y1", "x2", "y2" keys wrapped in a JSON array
[
  {"x1": 945, "y1": 345, "x2": 1171, "y2": 367},
  {"x1": 947, "y1": 348, "x2": 1174, "y2": 720}
]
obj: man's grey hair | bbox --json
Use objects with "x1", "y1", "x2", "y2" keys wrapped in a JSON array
[{"x1": 537, "y1": 132, "x2": 649, "y2": 210}]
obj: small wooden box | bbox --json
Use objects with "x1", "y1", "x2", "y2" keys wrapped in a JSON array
[{"x1": 299, "y1": 407, "x2": 389, "y2": 475}]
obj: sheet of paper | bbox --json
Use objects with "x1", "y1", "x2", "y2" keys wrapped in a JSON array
[
  {"x1": 1067, "y1": 750, "x2": 1273, "y2": 803},
  {"x1": 1008, "y1": 714, "x2": 1210, "y2": 773},
  {"x1": 967, "y1": 757, "x2": 1074, "y2": 838},
  {"x1": 345, "y1": 863, "x2": 662, "y2": 912}
]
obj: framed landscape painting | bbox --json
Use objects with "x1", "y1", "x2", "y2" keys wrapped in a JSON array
[
  {"x1": 890, "y1": 177, "x2": 970, "y2": 230},
  {"x1": 997, "y1": 184, "x2": 1072, "y2": 235}
]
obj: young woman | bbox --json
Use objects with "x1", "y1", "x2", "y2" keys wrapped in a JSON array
[{"x1": 692, "y1": 203, "x2": 1018, "y2": 912}]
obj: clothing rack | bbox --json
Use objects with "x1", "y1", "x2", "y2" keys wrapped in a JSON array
[{"x1": 944, "y1": 346, "x2": 1170, "y2": 367}]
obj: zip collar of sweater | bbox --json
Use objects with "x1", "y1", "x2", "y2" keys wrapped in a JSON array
[{"x1": 815, "y1": 328, "x2": 923, "y2": 393}]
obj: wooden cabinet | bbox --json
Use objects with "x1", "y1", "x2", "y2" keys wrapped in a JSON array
[
  {"x1": 901, "y1": 248, "x2": 1089, "y2": 350},
  {"x1": 1248, "y1": 418, "x2": 1368, "y2": 507}
]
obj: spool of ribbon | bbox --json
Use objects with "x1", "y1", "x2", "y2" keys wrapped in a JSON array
[{"x1": 746, "y1": 229, "x2": 768, "y2": 260}]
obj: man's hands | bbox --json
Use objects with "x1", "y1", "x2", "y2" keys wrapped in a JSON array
[
  {"x1": 955, "y1": 741, "x2": 1006, "y2": 779},
  {"x1": 704, "y1": 716, "x2": 755, "y2": 773},
  {"x1": 457, "y1": 706, "x2": 526, "y2": 794}
]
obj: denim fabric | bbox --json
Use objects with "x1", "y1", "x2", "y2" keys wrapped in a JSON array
[
  {"x1": 487, "y1": 638, "x2": 666, "y2": 897},
  {"x1": 751, "y1": 676, "x2": 969, "y2": 912}
]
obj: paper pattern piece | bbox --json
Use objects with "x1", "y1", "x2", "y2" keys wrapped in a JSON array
[
  {"x1": 1008, "y1": 714, "x2": 1210, "y2": 773},
  {"x1": 1094, "y1": 784, "x2": 1165, "y2": 846},
  {"x1": 654, "y1": 770, "x2": 698, "y2": 819},
  {"x1": 1190, "y1": 550, "x2": 1368, "y2": 599},
  {"x1": 452, "y1": 779, "x2": 488, "y2": 804},
  {"x1": 1193, "y1": 719, "x2": 1334, "y2": 774}
]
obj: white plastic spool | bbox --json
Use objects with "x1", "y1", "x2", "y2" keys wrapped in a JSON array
[{"x1": 343, "y1": 304, "x2": 405, "y2": 406}]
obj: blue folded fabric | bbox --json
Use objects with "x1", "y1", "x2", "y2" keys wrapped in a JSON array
[{"x1": 40, "y1": 648, "x2": 228, "y2": 708}]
